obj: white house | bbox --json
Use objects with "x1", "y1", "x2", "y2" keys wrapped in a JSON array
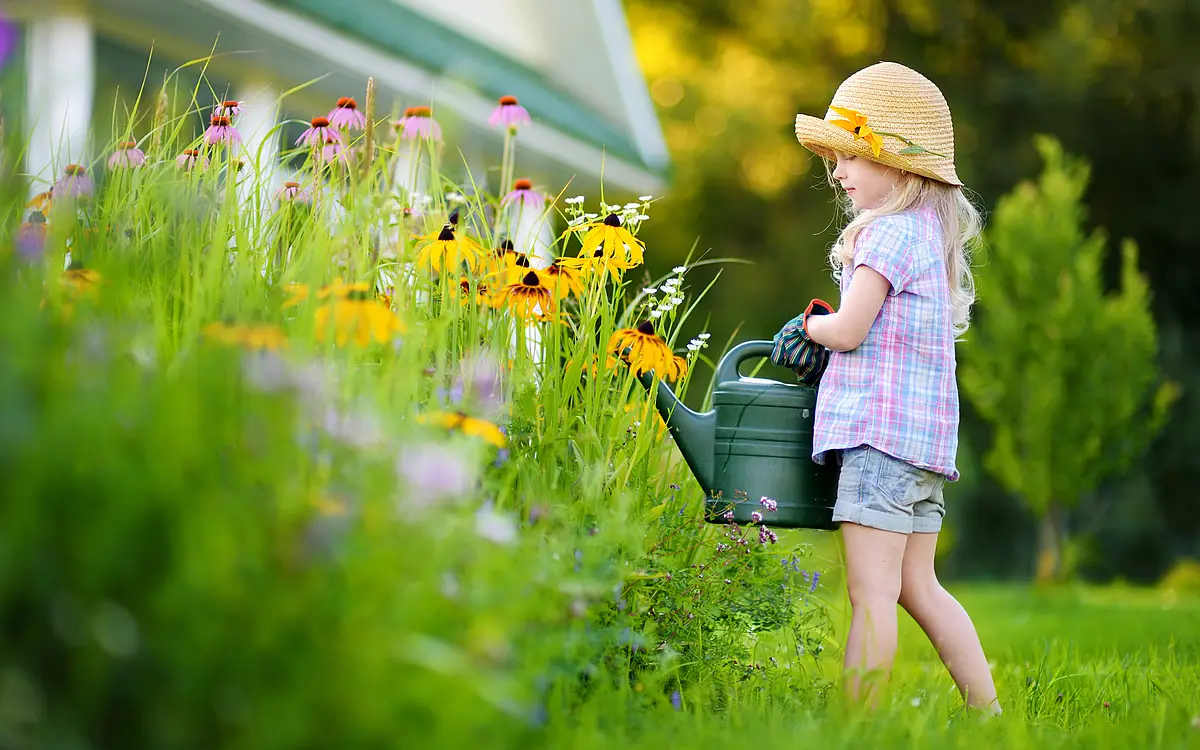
[{"x1": 4, "y1": 0, "x2": 669, "y2": 203}]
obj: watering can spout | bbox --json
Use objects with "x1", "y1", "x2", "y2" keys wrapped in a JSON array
[{"x1": 636, "y1": 371, "x2": 715, "y2": 494}]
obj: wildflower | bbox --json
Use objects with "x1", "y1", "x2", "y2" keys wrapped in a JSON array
[
  {"x1": 27, "y1": 189, "x2": 53, "y2": 213},
  {"x1": 810, "y1": 571, "x2": 820, "y2": 591},
  {"x1": 395, "y1": 442, "x2": 480, "y2": 508},
  {"x1": 328, "y1": 96, "x2": 366, "y2": 130},
  {"x1": 751, "y1": 511, "x2": 763, "y2": 523},
  {"x1": 414, "y1": 224, "x2": 485, "y2": 274},
  {"x1": 475, "y1": 501, "x2": 518, "y2": 544},
  {"x1": 315, "y1": 289, "x2": 405, "y2": 347},
  {"x1": 108, "y1": 141, "x2": 146, "y2": 169},
  {"x1": 492, "y1": 270, "x2": 556, "y2": 321},
  {"x1": 541, "y1": 259, "x2": 585, "y2": 300},
  {"x1": 608, "y1": 320, "x2": 688, "y2": 381},
  {"x1": 395, "y1": 106, "x2": 442, "y2": 141},
  {"x1": 215, "y1": 100, "x2": 242, "y2": 117},
  {"x1": 176, "y1": 149, "x2": 209, "y2": 171},
  {"x1": 485, "y1": 248, "x2": 551, "y2": 288},
  {"x1": 16, "y1": 212, "x2": 48, "y2": 262},
  {"x1": 828, "y1": 106, "x2": 884, "y2": 158},
  {"x1": 480, "y1": 239, "x2": 519, "y2": 281},
  {"x1": 639, "y1": 195, "x2": 653, "y2": 201},
  {"x1": 296, "y1": 116, "x2": 340, "y2": 148},
  {"x1": 54, "y1": 165, "x2": 93, "y2": 199},
  {"x1": 567, "y1": 213, "x2": 645, "y2": 267},
  {"x1": 204, "y1": 115, "x2": 241, "y2": 146},
  {"x1": 760, "y1": 496, "x2": 778, "y2": 512},
  {"x1": 555, "y1": 246, "x2": 636, "y2": 281},
  {"x1": 500, "y1": 178, "x2": 546, "y2": 211},
  {"x1": 202, "y1": 321, "x2": 289, "y2": 350},
  {"x1": 275, "y1": 181, "x2": 312, "y2": 204},
  {"x1": 417, "y1": 410, "x2": 507, "y2": 448},
  {"x1": 458, "y1": 276, "x2": 493, "y2": 307},
  {"x1": 489, "y1": 95, "x2": 531, "y2": 129},
  {"x1": 758, "y1": 525, "x2": 778, "y2": 545}
]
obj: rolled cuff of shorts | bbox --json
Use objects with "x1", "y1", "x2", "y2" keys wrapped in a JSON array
[{"x1": 831, "y1": 498, "x2": 943, "y2": 534}]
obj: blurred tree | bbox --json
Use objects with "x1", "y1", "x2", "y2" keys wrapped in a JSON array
[{"x1": 958, "y1": 135, "x2": 1178, "y2": 584}]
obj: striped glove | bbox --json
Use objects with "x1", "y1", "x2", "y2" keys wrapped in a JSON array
[{"x1": 770, "y1": 299, "x2": 834, "y2": 387}]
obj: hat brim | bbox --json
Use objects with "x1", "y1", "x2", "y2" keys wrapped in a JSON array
[{"x1": 794, "y1": 114, "x2": 962, "y2": 187}]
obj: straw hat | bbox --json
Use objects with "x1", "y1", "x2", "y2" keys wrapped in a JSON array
[{"x1": 794, "y1": 62, "x2": 961, "y2": 187}]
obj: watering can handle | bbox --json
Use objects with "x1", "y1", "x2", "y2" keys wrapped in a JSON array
[{"x1": 714, "y1": 340, "x2": 778, "y2": 385}]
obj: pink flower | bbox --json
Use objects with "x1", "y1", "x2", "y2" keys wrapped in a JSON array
[
  {"x1": 328, "y1": 96, "x2": 366, "y2": 130},
  {"x1": 296, "y1": 116, "x2": 339, "y2": 148},
  {"x1": 53, "y1": 164, "x2": 93, "y2": 198},
  {"x1": 108, "y1": 141, "x2": 146, "y2": 169},
  {"x1": 16, "y1": 213, "x2": 47, "y2": 262},
  {"x1": 275, "y1": 181, "x2": 312, "y2": 204},
  {"x1": 205, "y1": 115, "x2": 241, "y2": 146},
  {"x1": 176, "y1": 149, "x2": 209, "y2": 171},
  {"x1": 489, "y1": 95, "x2": 531, "y2": 129},
  {"x1": 215, "y1": 100, "x2": 242, "y2": 118},
  {"x1": 394, "y1": 106, "x2": 441, "y2": 142},
  {"x1": 500, "y1": 178, "x2": 545, "y2": 211}
]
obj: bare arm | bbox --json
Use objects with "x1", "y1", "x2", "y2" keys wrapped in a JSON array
[{"x1": 804, "y1": 266, "x2": 890, "y2": 352}]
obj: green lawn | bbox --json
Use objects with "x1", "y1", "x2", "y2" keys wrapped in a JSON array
[{"x1": 546, "y1": 582, "x2": 1200, "y2": 749}]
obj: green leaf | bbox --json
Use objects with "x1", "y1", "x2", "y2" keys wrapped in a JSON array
[{"x1": 898, "y1": 146, "x2": 927, "y2": 155}]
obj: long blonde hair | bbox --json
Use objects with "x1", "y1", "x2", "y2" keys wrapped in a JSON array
[{"x1": 823, "y1": 162, "x2": 982, "y2": 337}]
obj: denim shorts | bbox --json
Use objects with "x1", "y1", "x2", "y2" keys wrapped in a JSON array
[{"x1": 830, "y1": 445, "x2": 947, "y2": 534}]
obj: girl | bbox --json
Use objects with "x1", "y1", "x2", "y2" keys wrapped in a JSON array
[{"x1": 788, "y1": 61, "x2": 1001, "y2": 714}]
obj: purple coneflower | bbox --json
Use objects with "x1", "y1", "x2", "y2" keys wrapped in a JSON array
[
  {"x1": 177, "y1": 149, "x2": 209, "y2": 171},
  {"x1": 16, "y1": 212, "x2": 47, "y2": 262},
  {"x1": 276, "y1": 180, "x2": 312, "y2": 204},
  {"x1": 205, "y1": 115, "x2": 241, "y2": 146},
  {"x1": 328, "y1": 96, "x2": 366, "y2": 130},
  {"x1": 501, "y1": 178, "x2": 546, "y2": 211},
  {"x1": 395, "y1": 106, "x2": 441, "y2": 142},
  {"x1": 296, "y1": 116, "x2": 339, "y2": 148},
  {"x1": 53, "y1": 164, "x2": 93, "y2": 199},
  {"x1": 215, "y1": 100, "x2": 242, "y2": 118},
  {"x1": 489, "y1": 95, "x2": 530, "y2": 129},
  {"x1": 108, "y1": 140, "x2": 146, "y2": 169}
]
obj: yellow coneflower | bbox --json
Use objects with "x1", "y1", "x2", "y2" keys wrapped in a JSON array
[
  {"x1": 566, "y1": 213, "x2": 645, "y2": 267},
  {"x1": 491, "y1": 270, "x2": 556, "y2": 321},
  {"x1": 282, "y1": 283, "x2": 310, "y2": 309},
  {"x1": 315, "y1": 290, "x2": 406, "y2": 347},
  {"x1": 556, "y1": 247, "x2": 636, "y2": 282},
  {"x1": 61, "y1": 267, "x2": 102, "y2": 295},
  {"x1": 202, "y1": 321, "x2": 289, "y2": 350},
  {"x1": 417, "y1": 410, "x2": 507, "y2": 448},
  {"x1": 27, "y1": 189, "x2": 53, "y2": 213},
  {"x1": 282, "y1": 279, "x2": 370, "y2": 309},
  {"x1": 624, "y1": 401, "x2": 669, "y2": 439},
  {"x1": 565, "y1": 351, "x2": 624, "y2": 380},
  {"x1": 608, "y1": 320, "x2": 688, "y2": 381},
  {"x1": 458, "y1": 277, "x2": 493, "y2": 307},
  {"x1": 480, "y1": 239, "x2": 518, "y2": 282},
  {"x1": 414, "y1": 224, "x2": 485, "y2": 274},
  {"x1": 484, "y1": 249, "x2": 556, "y2": 289},
  {"x1": 541, "y1": 258, "x2": 585, "y2": 300}
]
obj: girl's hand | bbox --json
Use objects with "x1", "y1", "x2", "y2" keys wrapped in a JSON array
[{"x1": 804, "y1": 266, "x2": 890, "y2": 352}]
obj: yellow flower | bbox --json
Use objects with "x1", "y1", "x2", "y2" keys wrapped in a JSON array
[
  {"x1": 491, "y1": 270, "x2": 557, "y2": 321},
  {"x1": 315, "y1": 290, "x2": 406, "y2": 346},
  {"x1": 61, "y1": 267, "x2": 102, "y2": 295},
  {"x1": 608, "y1": 320, "x2": 688, "y2": 382},
  {"x1": 417, "y1": 410, "x2": 507, "y2": 448},
  {"x1": 565, "y1": 213, "x2": 645, "y2": 267},
  {"x1": 483, "y1": 250, "x2": 554, "y2": 289},
  {"x1": 203, "y1": 321, "x2": 289, "y2": 350},
  {"x1": 282, "y1": 283, "x2": 310, "y2": 309},
  {"x1": 458, "y1": 276, "x2": 493, "y2": 307},
  {"x1": 283, "y1": 279, "x2": 374, "y2": 309},
  {"x1": 624, "y1": 401, "x2": 669, "y2": 439},
  {"x1": 829, "y1": 106, "x2": 885, "y2": 157},
  {"x1": 565, "y1": 352, "x2": 624, "y2": 380},
  {"x1": 555, "y1": 247, "x2": 636, "y2": 282},
  {"x1": 414, "y1": 224, "x2": 485, "y2": 274},
  {"x1": 541, "y1": 259, "x2": 585, "y2": 300},
  {"x1": 27, "y1": 189, "x2": 53, "y2": 213}
]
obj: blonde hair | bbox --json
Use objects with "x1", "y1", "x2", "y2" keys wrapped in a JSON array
[{"x1": 822, "y1": 160, "x2": 982, "y2": 337}]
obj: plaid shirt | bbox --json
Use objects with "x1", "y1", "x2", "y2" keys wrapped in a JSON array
[{"x1": 812, "y1": 206, "x2": 961, "y2": 481}]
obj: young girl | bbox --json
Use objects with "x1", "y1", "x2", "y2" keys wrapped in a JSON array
[{"x1": 788, "y1": 61, "x2": 1001, "y2": 714}]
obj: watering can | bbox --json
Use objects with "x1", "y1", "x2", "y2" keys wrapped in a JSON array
[{"x1": 636, "y1": 340, "x2": 840, "y2": 531}]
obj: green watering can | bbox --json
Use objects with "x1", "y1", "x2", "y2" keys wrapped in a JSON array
[{"x1": 636, "y1": 340, "x2": 840, "y2": 531}]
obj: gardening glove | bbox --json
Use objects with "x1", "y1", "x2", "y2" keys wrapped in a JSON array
[{"x1": 770, "y1": 299, "x2": 834, "y2": 387}]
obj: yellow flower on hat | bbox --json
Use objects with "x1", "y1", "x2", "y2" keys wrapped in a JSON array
[{"x1": 829, "y1": 106, "x2": 885, "y2": 158}]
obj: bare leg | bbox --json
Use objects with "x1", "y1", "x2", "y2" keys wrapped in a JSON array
[
  {"x1": 898, "y1": 532, "x2": 1001, "y2": 714},
  {"x1": 841, "y1": 522, "x2": 907, "y2": 708}
]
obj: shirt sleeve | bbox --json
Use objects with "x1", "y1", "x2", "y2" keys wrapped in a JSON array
[{"x1": 851, "y1": 216, "x2": 917, "y2": 296}]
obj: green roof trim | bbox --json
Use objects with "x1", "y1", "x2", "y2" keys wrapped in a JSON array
[{"x1": 268, "y1": 0, "x2": 651, "y2": 169}]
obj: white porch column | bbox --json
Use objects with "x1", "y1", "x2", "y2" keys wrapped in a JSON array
[
  {"x1": 24, "y1": 10, "x2": 95, "y2": 194},
  {"x1": 233, "y1": 80, "x2": 282, "y2": 215},
  {"x1": 508, "y1": 204, "x2": 554, "y2": 270}
]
